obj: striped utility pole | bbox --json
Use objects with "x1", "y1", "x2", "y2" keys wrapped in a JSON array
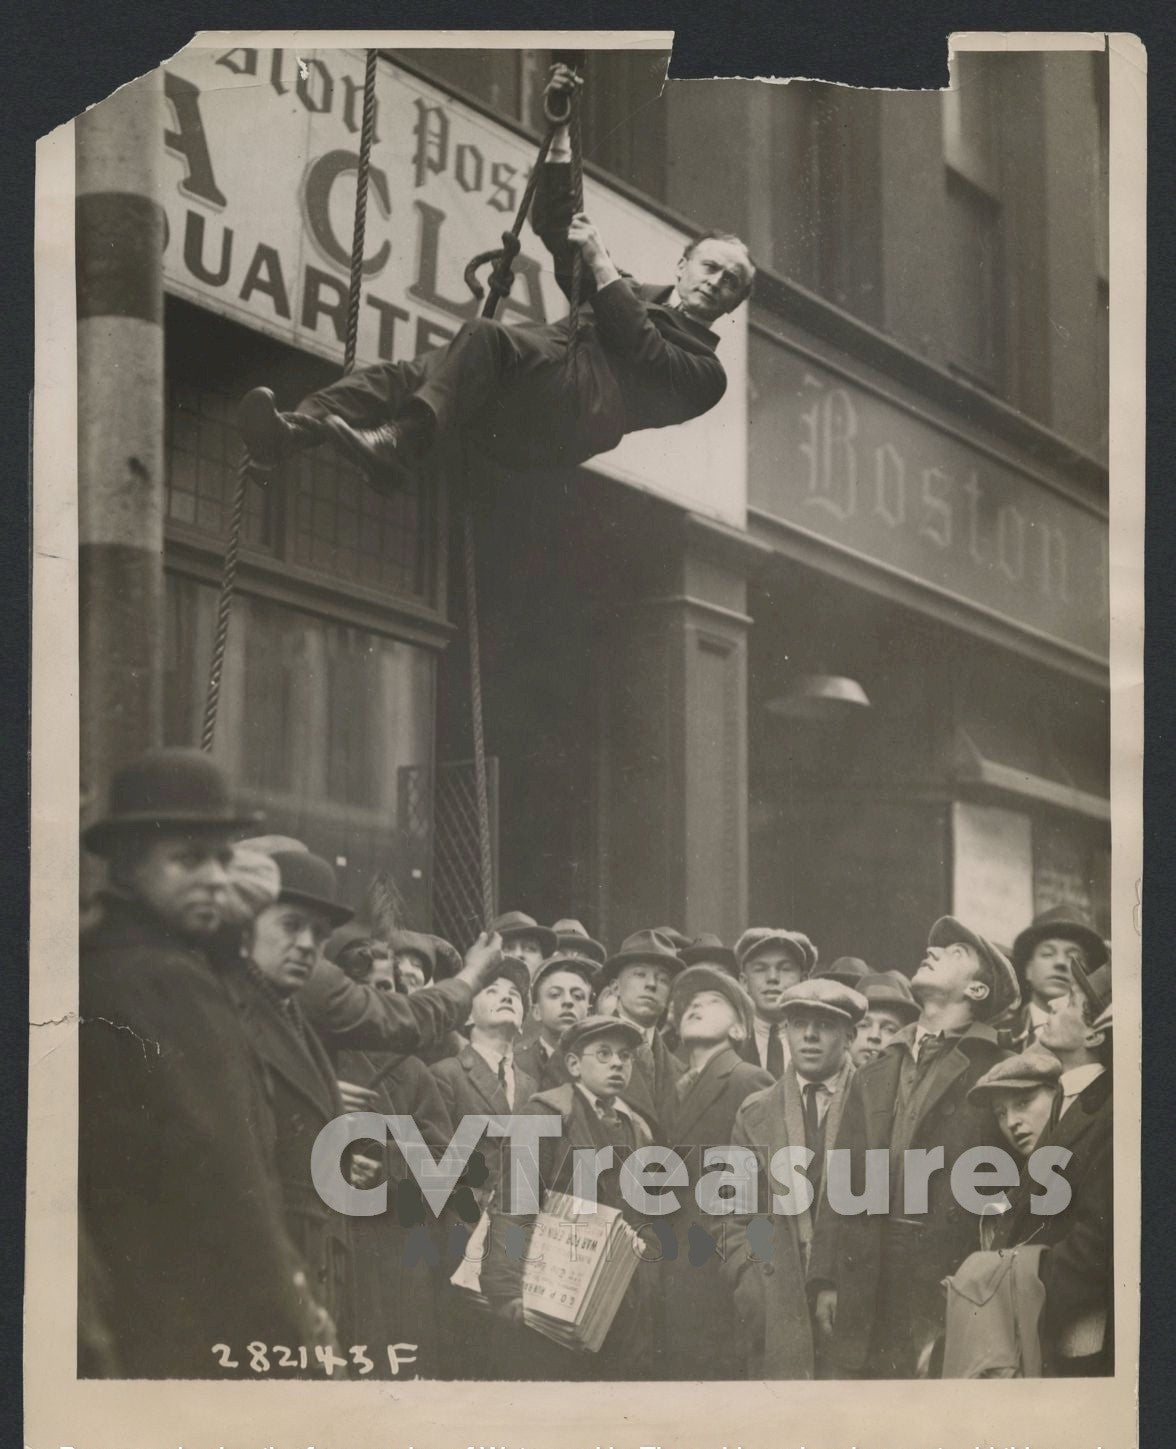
[{"x1": 76, "y1": 71, "x2": 167, "y2": 810}]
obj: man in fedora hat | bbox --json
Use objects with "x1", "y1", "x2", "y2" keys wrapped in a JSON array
[
  {"x1": 490, "y1": 910, "x2": 558, "y2": 980},
  {"x1": 225, "y1": 849, "x2": 360, "y2": 1338},
  {"x1": 481, "y1": 1015, "x2": 657, "y2": 1380},
  {"x1": 597, "y1": 929, "x2": 686, "y2": 1137},
  {"x1": 815, "y1": 956, "x2": 871, "y2": 990},
  {"x1": 733, "y1": 927, "x2": 818, "y2": 1081},
  {"x1": 79, "y1": 749, "x2": 329, "y2": 1376},
  {"x1": 850, "y1": 971, "x2": 920, "y2": 1067},
  {"x1": 514, "y1": 952, "x2": 597, "y2": 1091},
  {"x1": 659, "y1": 966, "x2": 771, "y2": 1378},
  {"x1": 810, "y1": 917, "x2": 1017, "y2": 1379},
  {"x1": 1007, "y1": 904, "x2": 1109, "y2": 1051},
  {"x1": 550, "y1": 917, "x2": 607, "y2": 967},
  {"x1": 725, "y1": 979, "x2": 865, "y2": 1380}
]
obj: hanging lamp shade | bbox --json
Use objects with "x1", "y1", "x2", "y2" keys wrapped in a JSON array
[{"x1": 764, "y1": 674, "x2": 871, "y2": 721}]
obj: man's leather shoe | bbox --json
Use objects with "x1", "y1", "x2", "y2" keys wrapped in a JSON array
[
  {"x1": 237, "y1": 387, "x2": 308, "y2": 470},
  {"x1": 320, "y1": 417, "x2": 424, "y2": 494}
]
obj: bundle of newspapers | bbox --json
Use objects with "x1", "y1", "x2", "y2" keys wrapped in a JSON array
[{"x1": 450, "y1": 1193, "x2": 642, "y2": 1353}]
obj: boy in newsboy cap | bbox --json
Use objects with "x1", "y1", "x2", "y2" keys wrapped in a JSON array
[{"x1": 481, "y1": 1015, "x2": 658, "y2": 1380}]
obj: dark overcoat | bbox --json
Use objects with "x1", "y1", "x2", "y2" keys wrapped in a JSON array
[
  {"x1": 996, "y1": 1070, "x2": 1114, "y2": 1374},
  {"x1": 723, "y1": 1058, "x2": 855, "y2": 1379},
  {"x1": 659, "y1": 1046, "x2": 774, "y2": 1379},
  {"x1": 513, "y1": 1034, "x2": 573, "y2": 1092},
  {"x1": 79, "y1": 897, "x2": 317, "y2": 1377},
  {"x1": 621, "y1": 1029, "x2": 685, "y2": 1143},
  {"x1": 808, "y1": 1021, "x2": 1009, "y2": 1377},
  {"x1": 335, "y1": 1048, "x2": 455, "y2": 1377},
  {"x1": 223, "y1": 963, "x2": 353, "y2": 1333}
]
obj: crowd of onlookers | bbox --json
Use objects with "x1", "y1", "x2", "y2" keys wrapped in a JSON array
[{"x1": 78, "y1": 748, "x2": 1113, "y2": 1382}]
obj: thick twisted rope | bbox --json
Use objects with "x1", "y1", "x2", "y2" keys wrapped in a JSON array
[
  {"x1": 462, "y1": 479, "x2": 496, "y2": 931},
  {"x1": 200, "y1": 455, "x2": 251, "y2": 751},
  {"x1": 344, "y1": 49, "x2": 379, "y2": 375},
  {"x1": 203, "y1": 51, "x2": 379, "y2": 752}
]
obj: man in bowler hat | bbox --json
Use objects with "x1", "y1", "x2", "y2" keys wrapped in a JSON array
[
  {"x1": 224, "y1": 849, "x2": 359, "y2": 1339},
  {"x1": 809, "y1": 917, "x2": 1017, "y2": 1378},
  {"x1": 78, "y1": 749, "x2": 329, "y2": 1376}
]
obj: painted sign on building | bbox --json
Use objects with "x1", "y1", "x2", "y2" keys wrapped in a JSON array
[
  {"x1": 749, "y1": 332, "x2": 1109, "y2": 666},
  {"x1": 159, "y1": 44, "x2": 748, "y2": 527}
]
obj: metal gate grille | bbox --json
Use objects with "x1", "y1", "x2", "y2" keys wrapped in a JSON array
[{"x1": 400, "y1": 758, "x2": 499, "y2": 950}]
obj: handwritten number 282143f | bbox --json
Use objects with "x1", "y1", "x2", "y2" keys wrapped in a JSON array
[{"x1": 211, "y1": 1342, "x2": 419, "y2": 1375}]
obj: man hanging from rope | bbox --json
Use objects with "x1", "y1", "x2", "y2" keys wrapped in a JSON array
[{"x1": 237, "y1": 64, "x2": 756, "y2": 494}]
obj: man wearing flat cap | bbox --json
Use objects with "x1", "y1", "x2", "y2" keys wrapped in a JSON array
[
  {"x1": 724, "y1": 979, "x2": 865, "y2": 1379},
  {"x1": 1007, "y1": 904, "x2": 1109, "y2": 1052},
  {"x1": 514, "y1": 952, "x2": 597, "y2": 1090},
  {"x1": 733, "y1": 927, "x2": 818, "y2": 1080},
  {"x1": 809, "y1": 916, "x2": 1016, "y2": 1378},
  {"x1": 481, "y1": 1015, "x2": 657, "y2": 1380},
  {"x1": 79, "y1": 749, "x2": 331, "y2": 1376},
  {"x1": 659, "y1": 967, "x2": 772, "y2": 1379},
  {"x1": 597, "y1": 929, "x2": 686, "y2": 1138}
]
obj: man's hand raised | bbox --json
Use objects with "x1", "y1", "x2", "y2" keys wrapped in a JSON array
[
  {"x1": 456, "y1": 930, "x2": 505, "y2": 993},
  {"x1": 568, "y1": 213, "x2": 620, "y2": 290}
]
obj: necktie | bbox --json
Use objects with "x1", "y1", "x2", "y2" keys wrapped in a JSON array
[
  {"x1": 596, "y1": 1101, "x2": 630, "y2": 1149},
  {"x1": 915, "y1": 1031, "x2": 947, "y2": 1076},
  {"x1": 802, "y1": 1081, "x2": 822, "y2": 1150},
  {"x1": 497, "y1": 1056, "x2": 513, "y2": 1109},
  {"x1": 766, "y1": 1023, "x2": 784, "y2": 1079},
  {"x1": 676, "y1": 1067, "x2": 699, "y2": 1101}
]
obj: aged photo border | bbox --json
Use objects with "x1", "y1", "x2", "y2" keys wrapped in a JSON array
[{"x1": 26, "y1": 23, "x2": 1146, "y2": 1449}]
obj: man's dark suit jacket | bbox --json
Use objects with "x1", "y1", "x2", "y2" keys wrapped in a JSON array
[
  {"x1": 513, "y1": 1034, "x2": 572, "y2": 1092},
  {"x1": 808, "y1": 1020, "x2": 1009, "y2": 1376},
  {"x1": 621, "y1": 1027, "x2": 685, "y2": 1142},
  {"x1": 660, "y1": 1046, "x2": 774, "y2": 1378}
]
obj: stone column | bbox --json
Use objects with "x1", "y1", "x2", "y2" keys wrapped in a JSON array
[
  {"x1": 76, "y1": 70, "x2": 167, "y2": 807},
  {"x1": 597, "y1": 515, "x2": 754, "y2": 945}
]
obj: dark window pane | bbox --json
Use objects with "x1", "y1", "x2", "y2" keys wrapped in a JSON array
[{"x1": 945, "y1": 168, "x2": 1005, "y2": 390}]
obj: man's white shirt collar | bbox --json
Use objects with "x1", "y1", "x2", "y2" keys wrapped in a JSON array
[
  {"x1": 577, "y1": 1083, "x2": 635, "y2": 1119},
  {"x1": 1060, "y1": 1062, "x2": 1105, "y2": 1102}
]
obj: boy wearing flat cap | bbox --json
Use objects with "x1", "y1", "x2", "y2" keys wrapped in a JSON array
[
  {"x1": 724, "y1": 979, "x2": 865, "y2": 1379},
  {"x1": 809, "y1": 916, "x2": 1017, "y2": 1379},
  {"x1": 734, "y1": 927, "x2": 818, "y2": 1080},
  {"x1": 659, "y1": 967, "x2": 772, "y2": 1378},
  {"x1": 514, "y1": 953, "x2": 597, "y2": 1090},
  {"x1": 978, "y1": 996, "x2": 1114, "y2": 1375},
  {"x1": 481, "y1": 1016, "x2": 657, "y2": 1379}
]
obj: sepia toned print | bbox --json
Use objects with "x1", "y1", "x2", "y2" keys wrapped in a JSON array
[{"x1": 29, "y1": 27, "x2": 1143, "y2": 1449}]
